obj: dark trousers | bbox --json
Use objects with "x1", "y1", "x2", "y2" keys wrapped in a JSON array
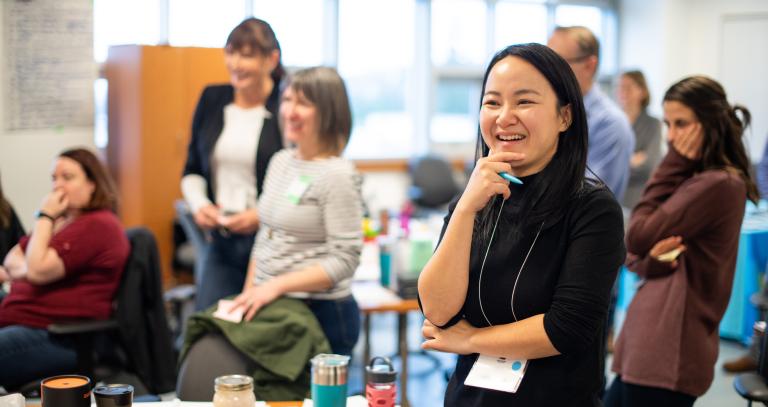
[
  {"x1": 604, "y1": 376, "x2": 696, "y2": 407},
  {"x1": 195, "y1": 230, "x2": 255, "y2": 311},
  {"x1": 304, "y1": 296, "x2": 361, "y2": 357},
  {"x1": 0, "y1": 325, "x2": 77, "y2": 389}
]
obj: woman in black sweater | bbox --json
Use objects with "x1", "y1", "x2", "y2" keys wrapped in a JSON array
[{"x1": 418, "y1": 43, "x2": 626, "y2": 406}]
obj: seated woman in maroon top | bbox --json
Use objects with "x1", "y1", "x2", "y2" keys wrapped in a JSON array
[
  {"x1": 0, "y1": 148, "x2": 130, "y2": 390},
  {"x1": 607, "y1": 77, "x2": 758, "y2": 406}
]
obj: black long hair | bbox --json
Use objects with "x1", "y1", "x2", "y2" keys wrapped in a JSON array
[
  {"x1": 473, "y1": 43, "x2": 591, "y2": 245},
  {"x1": 663, "y1": 76, "x2": 758, "y2": 203},
  {"x1": 0, "y1": 174, "x2": 11, "y2": 229}
]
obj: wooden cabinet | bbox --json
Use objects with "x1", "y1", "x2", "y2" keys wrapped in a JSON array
[{"x1": 105, "y1": 45, "x2": 229, "y2": 285}]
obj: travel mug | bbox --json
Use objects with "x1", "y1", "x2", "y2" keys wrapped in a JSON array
[
  {"x1": 311, "y1": 354, "x2": 350, "y2": 407},
  {"x1": 41, "y1": 375, "x2": 91, "y2": 407},
  {"x1": 94, "y1": 384, "x2": 133, "y2": 407}
]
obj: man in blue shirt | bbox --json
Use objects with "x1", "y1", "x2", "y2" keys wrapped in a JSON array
[
  {"x1": 758, "y1": 137, "x2": 768, "y2": 197},
  {"x1": 548, "y1": 26, "x2": 634, "y2": 202}
]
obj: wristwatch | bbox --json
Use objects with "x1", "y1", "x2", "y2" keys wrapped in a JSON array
[{"x1": 35, "y1": 210, "x2": 57, "y2": 222}]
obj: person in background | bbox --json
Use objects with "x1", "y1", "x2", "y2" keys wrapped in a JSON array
[
  {"x1": 0, "y1": 174, "x2": 24, "y2": 270},
  {"x1": 759, "y1": 137, "x2": 768, "y2": 197},
  {"x1": 722, "y1": 136, "x2": 768, "y2": 373},
  {"x1": 547, "y1": 26, "x2": 634, "y2": 201},
  {"x1": 0, "y1": 174, "x2": 25, "y2": 302},
  {"x1": 181, "y1": 17, "x2": 285, "y2": 311},
  {"x1": 607, "y1": 76, "x2": 757, "y2": 406},
  {"x1": 617, "y1": 70, "x2": 662, "y2": 209},
  {"x1": 0, "y1": 148, "x2": 129, "y2": 389},
  {"x1": 548, "y1": 25, "x2": 634, "y2": 367},
  {"x1": 418, "y1": 43, "x2": 625, "y2": 406},
  {"x1": 229, "y1": 66, "x2": 363, "y2": 356}
]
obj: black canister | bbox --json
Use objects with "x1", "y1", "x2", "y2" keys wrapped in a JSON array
[
  {"x1": 94, "y1": 384, "x2": 133, "y2": 407},
  {"x1": 41, "y1": 375, "x2": 91, "y2": 407}
]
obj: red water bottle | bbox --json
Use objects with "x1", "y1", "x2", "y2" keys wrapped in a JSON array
[{"x1": 365, "y1": 356, "x2": 397, "y2": 407}]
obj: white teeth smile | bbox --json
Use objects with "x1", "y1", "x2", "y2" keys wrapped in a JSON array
[{"x1": 497, "y1": 134, "x2": 525, "y2": 141}]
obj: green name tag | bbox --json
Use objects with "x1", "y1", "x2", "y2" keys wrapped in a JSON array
[{"x1": 285, "y1": 175, "x2": 313, "y2": 204}]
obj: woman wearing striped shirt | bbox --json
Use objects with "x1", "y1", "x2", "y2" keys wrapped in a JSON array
[{"x1": 230, "y1": 66, "x2": 362, "y2": 356}]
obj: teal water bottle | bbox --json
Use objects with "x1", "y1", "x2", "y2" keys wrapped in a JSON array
[
  {"x1": 311, "y1": 354, "x2": 350, "y2": 407},
  {"x1": 379, "y1": 237, "x2": 392, "y2": 288}
]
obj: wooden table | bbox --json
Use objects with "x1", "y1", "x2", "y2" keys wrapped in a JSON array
[
  {"x1": 359, "y1": 298, "x2": 420, "y2": 407},
  {"x1": 29, "y1": 403, "x2": 301, "y2": 407}
]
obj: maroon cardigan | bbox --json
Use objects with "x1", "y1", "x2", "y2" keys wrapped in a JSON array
[{"x1": 613, "y1": 147, "x2": 746, "y2": 397}]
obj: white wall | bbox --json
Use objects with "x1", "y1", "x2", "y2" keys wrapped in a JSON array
[
  {"x1": 619, "y1": 0, "x2": 768, "y2": 157},
  {"x1": 0, "y1": 0, "x2": 97, "y2": 229}
]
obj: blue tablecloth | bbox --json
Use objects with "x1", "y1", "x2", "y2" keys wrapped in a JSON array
[
  {"x1": 617, "y1": 202, "x2": 768, "y2": 345},
  {"x1": 719, "y1": 206, "x2": 768, "y2": 343}
]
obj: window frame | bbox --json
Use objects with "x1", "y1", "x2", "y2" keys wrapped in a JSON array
[{"x1": 94, "y1": 0, "x2": 619, "y2": 160}]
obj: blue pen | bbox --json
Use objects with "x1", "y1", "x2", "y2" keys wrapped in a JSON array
[{"x1": 499, "y1": 172, "x2": 523, "y2": 185}]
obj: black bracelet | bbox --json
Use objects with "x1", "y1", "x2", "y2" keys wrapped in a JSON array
[{"x1": 35, "y1": 210, "x2": 56, "y2": 222}]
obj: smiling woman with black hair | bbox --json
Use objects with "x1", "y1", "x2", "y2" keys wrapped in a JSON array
[{"x1": 417, "y1": 43, "x2": 626, "y2": 406}]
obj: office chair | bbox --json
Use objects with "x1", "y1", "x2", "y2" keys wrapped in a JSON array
[
  {"x1": 165, "y1": 200, "x2": 207, "y2": 348},
  {"x1": 408, "y1": 155, "x2": 461, "y2": 212},
  {"x1": 27, "y1": 227, "x2": 176, "y2": 395},
  {"x1": 734, "y1": 321, "x2": 768, "y2": 406},
  {"x1": 176, "y1": 333, "x2": 255, "y2": 401},
  {"x1": 173, "y1": 199, "x2": 208, "y2": 282}
]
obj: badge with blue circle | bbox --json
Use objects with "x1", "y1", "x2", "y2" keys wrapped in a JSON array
[{"x1": 465, "y1": 355, "x2": 528, "y2": 393}]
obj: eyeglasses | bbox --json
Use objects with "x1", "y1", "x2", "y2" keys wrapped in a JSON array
[{"x1": 564, "y1": 54, "x2": 593, "y2": 64}]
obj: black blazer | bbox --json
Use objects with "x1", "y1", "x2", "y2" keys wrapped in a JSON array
[{"x1": 182, "y1": 84, "x2": 283, "y2": 201}]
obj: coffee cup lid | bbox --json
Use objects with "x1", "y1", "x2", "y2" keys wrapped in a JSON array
[{"x1": 94, "y1": 384, "x2": 133, "y2": 404}]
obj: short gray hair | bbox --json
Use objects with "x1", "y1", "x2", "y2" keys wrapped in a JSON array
[{"x1": 285, "y1": 67, "x2": 352, "y2": 156}]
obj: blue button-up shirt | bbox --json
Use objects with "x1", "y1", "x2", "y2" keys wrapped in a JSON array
[
  {"x1": 583, "y1": 86, "x2": 635, "y2": 202},
  {"x1": 757, "y1": 139, "x2": 768, "y2": 198}
]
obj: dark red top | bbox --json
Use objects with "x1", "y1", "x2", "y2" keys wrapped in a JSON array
[
  {"x1": 613, "y1": 147, "x2": 747, "y2": 396},
  {"x1": 0, "y1": 210, "x2": 129, "y2": 328}
]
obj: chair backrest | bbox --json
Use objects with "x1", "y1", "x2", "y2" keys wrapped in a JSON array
[
  {"x1": 408, "y1": 155, "x2": 460, "y2": 209},
  {"x1": 174, "y1": 199, "x2": 209, "y2": 255},
  {"x1": 116, "y1": 227, "x2": 177, "y2": 394}
]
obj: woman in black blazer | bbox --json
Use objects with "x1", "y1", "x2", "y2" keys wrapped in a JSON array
[{"x1": 181, "y1": 18, "x2": 284, "y2": 310}]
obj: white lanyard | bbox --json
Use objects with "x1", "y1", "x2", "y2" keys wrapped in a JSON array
[
  {"x1": 466, "y1": 198, "x2": 544, "y2": 394},
  {"x1": 477, "y1": 198, "x2": 544, "y2": 326}
]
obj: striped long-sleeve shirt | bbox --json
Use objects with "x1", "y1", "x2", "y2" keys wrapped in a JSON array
[{"x1": 251, "y1": 149, "x2": 363, "y2": 300}]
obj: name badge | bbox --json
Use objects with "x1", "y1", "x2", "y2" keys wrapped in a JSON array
[
  {"x1": 464, "y1": 354, "x2": 528, "y2": 393},
  {"x1": 285, "y1": 175, "x2": 313, "y2": 204}
]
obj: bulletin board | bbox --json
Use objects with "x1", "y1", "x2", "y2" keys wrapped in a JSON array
[{"x1": 3, "y1": 0, "x2": 95, "y2": 131}]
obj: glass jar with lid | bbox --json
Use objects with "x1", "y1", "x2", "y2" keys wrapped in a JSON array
[{"x1": 213, "y1": 375, "x2": 256, "y2": 407}]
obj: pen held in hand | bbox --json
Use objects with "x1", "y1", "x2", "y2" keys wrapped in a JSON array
[{"x1": 499, "y1": 172, "x2": 523, "y2": 185}]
